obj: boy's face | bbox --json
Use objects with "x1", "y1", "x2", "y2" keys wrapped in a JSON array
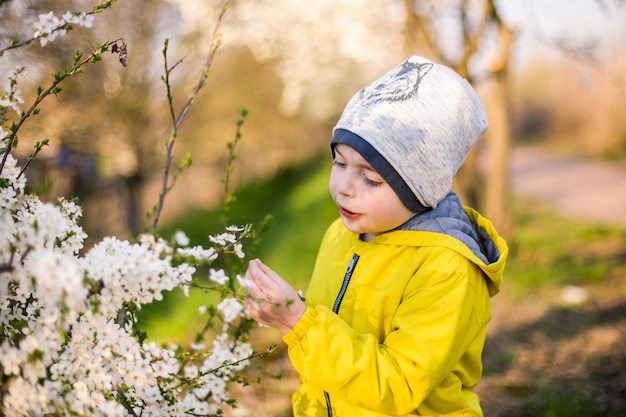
[{"x1": 329, "y1": 144, "x2": 415, "y2": 241}]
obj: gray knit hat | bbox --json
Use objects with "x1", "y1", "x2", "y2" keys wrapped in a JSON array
[{"x1": 332, "y1": 55, "x2": 488, "y2": 209}]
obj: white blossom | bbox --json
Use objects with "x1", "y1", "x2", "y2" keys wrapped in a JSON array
[
  {"x1": 209, "y1": 268, "x2": 229, "y2": 285},
  {"x1": 2, "y1": 7, "x2": 257, "y2": 414},
  {"x1": 191, "y1": 342, "x2": 206, "y2": 350},
  {"x1": 0, "y1": 156, "x2": 253, "y2": 415},
  {"x1": 174, "y1": 230, "x2": 190, "y2": 246},
  {"x1": 33, "y1": 10, "x2": 96, "y2": 47},
  {"x1": 217, "y1": 297, "x2": 243, "y2": 323},
  {"x1": 209, "y1": 232, "x2": 237, "y2": 245},
  {"x1": 177, "y1": 245, "x2": 217, "y2": 261},
  {"x1": 0, "y1": 87, "x2": 26, "y2": 115},
  {"x1": 24, "y1": 247, "x2": 87, "y2": 313},
  {"x1": 236, "y1": 274, "x2": 253, "y2": 288},
  {"x1": 0, "y1": 153, "x2": 25, "y2": 196},
  {"x1": 233, "y1": 242, "x2": 245, "y2": 258},
  {"x1": 0, "y1": 343, "x2": 22, "y2": 376}
]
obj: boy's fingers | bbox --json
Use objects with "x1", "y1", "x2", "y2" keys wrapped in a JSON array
[
  {"x1": 245, "y1": 259, "x2": 299, "y2": 307},
  {"x1": 248, "y1": 260, "x2": 279, "y2": 290},
  {"x1": 242, "y1": 263, "x2": 266, "y2": 299},
  {"x1": 245, "y1": 260, "x2": 263, "y2": 284},
  {"x1": 250, "y1": 259, "x2": 273, "y2": 283},
  {"x1": 254, "y1": 259, "x2": 288, "y2": 288},
  {"x1": 244, "y1": 282, "x2": 264, "y2": 299}
]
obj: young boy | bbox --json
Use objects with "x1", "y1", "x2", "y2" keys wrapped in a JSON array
[{"x1": 243, "y1": 55, "x2": 508, "y2": 417}]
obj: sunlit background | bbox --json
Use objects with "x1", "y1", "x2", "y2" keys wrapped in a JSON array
[{"x1": 2, "y1": 0, "x2": 626, "y2": 415}]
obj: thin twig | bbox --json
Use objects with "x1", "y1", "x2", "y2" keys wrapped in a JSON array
[
  {"x1": 1, "y1": 41, "x2": 112, "y2": 174},
  {"x1": 0, "y1": 1, "x2": 117, "y2": 57},
  {"x1": 220, "y1": 109, "x2": 247, "y2": 228},
  {"x1": 149, "y1": 0, "x2": 231, "y2": 232}
]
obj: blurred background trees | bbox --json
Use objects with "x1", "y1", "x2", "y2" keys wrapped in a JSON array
[
  {"x1": 2, "y1": 0, "x2": 625, "y2": 244},
  {"x1": 401, "y1": 0, "x2": 516, "y2": 233},
  {"x1": 3, "y1": 3, "x2": 625, "y2": 414},
  {"x1": 2, "y1": 0, "x2": 183, "y2": 241}
]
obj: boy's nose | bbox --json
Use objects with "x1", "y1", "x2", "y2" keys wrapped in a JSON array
[{"x1": 335, "y1": 172, "x2": 356, "y2": 197}]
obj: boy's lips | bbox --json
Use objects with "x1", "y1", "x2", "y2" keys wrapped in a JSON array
[{"x1": 339, "y1": 205, "x2": 361, "y2": 220}]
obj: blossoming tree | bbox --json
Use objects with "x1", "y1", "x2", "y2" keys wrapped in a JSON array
[{"x1": 0, "y1": 1, "x2": 269, "y2": 415}]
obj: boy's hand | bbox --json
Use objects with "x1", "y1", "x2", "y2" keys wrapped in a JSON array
[{"x1": 242, "y1": 258, "x2": 307, "y2": 335}]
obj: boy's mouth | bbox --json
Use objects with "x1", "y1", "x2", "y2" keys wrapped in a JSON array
[{"x1": 339, "y1": 206, "x2": 361, "y2": 220}]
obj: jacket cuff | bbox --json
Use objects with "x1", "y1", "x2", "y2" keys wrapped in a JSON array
[{"x1": 283, "y1": 307, "x2": 318, "y2": 346}]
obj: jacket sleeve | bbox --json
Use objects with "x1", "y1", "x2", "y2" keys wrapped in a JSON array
[{"x1": 283, "y1": 249, "x2": 488, "y2": 415}]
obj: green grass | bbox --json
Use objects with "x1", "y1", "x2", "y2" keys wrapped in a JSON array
[
  {"x1": 138, "y1": 153, "x2": 337, "y2": 342},
  {"x1": 505, "y1": 196, "x2": 626, "y2": 295},
  {"x1": 139, "y1": 152, "x2": 626, "y2": 341},
  {"x1": 158, "y1": 153, "x2": 338, "y2": 287}
]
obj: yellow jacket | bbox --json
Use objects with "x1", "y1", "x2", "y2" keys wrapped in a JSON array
[{"x1": 283, "y1": 194, "x2": 508, "y2": 417}]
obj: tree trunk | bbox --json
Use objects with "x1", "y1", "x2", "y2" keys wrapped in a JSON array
[
  {"x1": 483, "y1": 8, "x2": 515, "y2": 236},
  {"x1": 401, "y1": 0, "x2": 515, "y2": 234},
  {"x1": 483, "y1": 76, "x2": 512, "y2": 235}
]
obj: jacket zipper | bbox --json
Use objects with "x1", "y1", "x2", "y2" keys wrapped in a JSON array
[{"x1": 324, "y1": 253, "x2": 360, "y2": 417}]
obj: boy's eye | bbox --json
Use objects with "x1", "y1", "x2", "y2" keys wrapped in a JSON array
[
  {"x1": 363, "y1": 175, "x2": 383, "y2": 187},
  {"x1": 332, "y1": 160, "x2": 346, "y2": 168}
]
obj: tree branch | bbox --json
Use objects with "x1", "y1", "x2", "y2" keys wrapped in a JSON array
[{"x1": 149, "y1": 0, "x2": 231, "y2": 232}]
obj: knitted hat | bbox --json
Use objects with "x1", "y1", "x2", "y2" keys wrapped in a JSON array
[{"x1": 331, "y1": 55, "x2": 488, "y2": 209}]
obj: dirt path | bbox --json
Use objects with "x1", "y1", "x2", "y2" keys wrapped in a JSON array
[
  {"x1": 510, "y1": 147, "x2": 626, "y2": 226},
  {"x1": 478, "y1": 147, "x2": 626, "y2": 416}
]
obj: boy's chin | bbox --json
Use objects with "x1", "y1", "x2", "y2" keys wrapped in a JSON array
[
  {"x1": 339, "y1": 218, "x2": 362, "y2": 233},
  {"x1": 340, "y1": 220, "x2": 379, "y2": 239}
]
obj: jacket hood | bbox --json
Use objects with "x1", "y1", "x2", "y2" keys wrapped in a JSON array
[{"x1": 372, "y1": 192, "x2": 507, "y2": 296}]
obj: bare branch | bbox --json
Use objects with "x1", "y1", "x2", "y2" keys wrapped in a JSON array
[
  {"x1": 149, "y1": 0, "x2": 231, "y2": 232},
  {"x1": 1, "y1": 41, "x2": 114, "y2": 174}
]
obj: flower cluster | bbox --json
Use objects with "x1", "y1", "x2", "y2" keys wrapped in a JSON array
[
  {"x1": 0, "y1": 67, "x2": 26, "y2": 120},
  {"x1": 33, "y1": 11, "x2": 96, "y2": 47},
  {"x1": 2, "y1": 1, "x2": 265, "y2": 414},
  {"x1": 0, "y1": 152, "x2": 257, "y2": 416}
]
